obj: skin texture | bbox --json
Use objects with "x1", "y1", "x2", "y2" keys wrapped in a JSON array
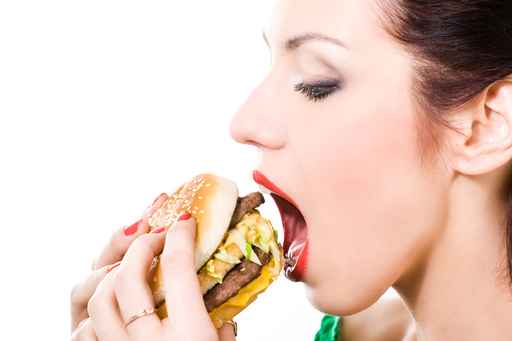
[{"x1": 230, "y1": 0, "x2": 512, "y2": 340}]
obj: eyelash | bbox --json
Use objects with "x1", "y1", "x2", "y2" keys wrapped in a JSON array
[{"x1": 294, "y1": 80, "x2": 341, "y2": 102}]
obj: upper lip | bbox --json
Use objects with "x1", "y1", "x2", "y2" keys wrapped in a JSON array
[{"x1": 252, "y1": 170, "x2": 298, "y2": 208}]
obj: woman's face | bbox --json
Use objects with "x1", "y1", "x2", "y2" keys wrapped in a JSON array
[{"x1": 230, "y1": 0, "x2": 449, "y2": 315}]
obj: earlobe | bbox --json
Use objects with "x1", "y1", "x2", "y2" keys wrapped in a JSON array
[{"x1": 449, "y1": 79, "x2": 512, "y2": 176}]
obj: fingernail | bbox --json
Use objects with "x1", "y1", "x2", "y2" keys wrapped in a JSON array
[
  {"x1": 143, "y1": 193, "x2": 168, "y2": 217},
  {"x1": 153, "y1": 192, "x2": 168, "y2": 205},
  {"x1": 151, "y1": 227, "x2": 166, "y2": 234},
  {"x1": 178, "y1": 212, "x2": 192, "y2": 221},
  {"x1": 106, "y1": 261, "x2": 121, "y2": 272},
  {"x1": 123, "y1": 219, "x2": 140, "y2": 236}
]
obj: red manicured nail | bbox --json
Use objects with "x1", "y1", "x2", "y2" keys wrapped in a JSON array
[
  {"x1": 151, "y1": 227, "x2": 166, "y2": 234},
  {"x1": 123, "y1": 219, "x2": 140, "y2": 236},
  {"x1": 178, "y1": 212, "x2": 191, "y2": 221},
  {"x1": 106, "y1": 261, "x2": 121, "y2": 273}
]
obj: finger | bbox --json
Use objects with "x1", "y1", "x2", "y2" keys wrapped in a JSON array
[
  {"x1": 218, "y1": 322, "x2": 237, "y2": 341},
  {"x1": 160, "y1": 213, "x2": 213, "y2": 329},
  {"x1": 91, "y1": 219, "x2": 146, "y2": 271},
  {"x1": 71, "y1": 262, "x2": 121, "y2": 331},
  {"x1": 71, "y1": 318, "x2": 98, "y2": 341},
  {"x1": 114, "y1": 231, "x2": 167, "y2": 339},
  {"x1": 87, "y1": 268, "x2": 129, "y2": 341},
  {"x1": 92, "y1": 193, "x2": 168, "y2": 271}
]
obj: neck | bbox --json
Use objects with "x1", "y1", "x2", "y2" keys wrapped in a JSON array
[{"x1": 394, "y1": 172, "x2": 512, "y2": 341}]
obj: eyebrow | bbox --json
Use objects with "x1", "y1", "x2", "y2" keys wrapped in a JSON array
[{"x1": 262, "y1": 31, "x2": 347, "y2": 51}]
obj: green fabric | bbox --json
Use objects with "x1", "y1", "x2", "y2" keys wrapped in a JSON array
[{"x1": 314, "y1": 314, "x2": 342, "y2": 341}]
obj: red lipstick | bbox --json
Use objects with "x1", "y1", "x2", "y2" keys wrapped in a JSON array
[
  {"x1": 252, "y1": 170, "x2": 308, "y2": 282},
  {"x1": 253, "y1": 170, "x2": 298, "y2": 207}
]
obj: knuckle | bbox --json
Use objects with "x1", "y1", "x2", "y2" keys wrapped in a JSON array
[
  {"x1": 160, "y1": 248, "x2": 194, "y2": 270},
  {"x1": 130, "y1": 234, "x2": 154, "y2": 255},
  {"x1": 108, "y1": 233, "x2": 126, "y2": 259},
  {"x1": 113, "y1": 268, "x2": 130, "y2": 292},
  {"x1": 86, "y1": 286, "x2": 106, "y2": 317}
]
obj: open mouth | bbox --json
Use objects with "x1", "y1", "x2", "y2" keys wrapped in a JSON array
[
  {"x1": 271, "y1": 194, "x2": 308, "y2": 281},
  {"x1": 252, "y1": 170, "x2": 308, "y2": 282}
]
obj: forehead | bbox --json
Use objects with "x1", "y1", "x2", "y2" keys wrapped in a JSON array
[{"x1": 265, "y1": 0, "x2": 386, "y2": 51}]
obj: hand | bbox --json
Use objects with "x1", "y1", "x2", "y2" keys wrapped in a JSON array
[
  {"x1": 70, "y1": 194, "x2": 236, "y2": 341},
  {"x1": 70, "y1": 194, "x2": 168, "y2": 340}
]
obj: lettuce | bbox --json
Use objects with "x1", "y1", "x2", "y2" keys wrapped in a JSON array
[
  {"x1": 206, "y1": 259, "x2": 223, "y2": 284},
  {"x1": 246, "y1": 243, "x2": 262, "y2": 265},
  {"x1": 214, "y1": 249, "x2": 241, "y2": 265}
]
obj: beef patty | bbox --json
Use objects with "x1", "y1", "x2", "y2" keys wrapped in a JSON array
[
  {"x1": 203, "y1": 247, "x2": 271, "y2": 311},
  {"x1": 229, "y1": 192, "x2": 265, "y2": 227}
]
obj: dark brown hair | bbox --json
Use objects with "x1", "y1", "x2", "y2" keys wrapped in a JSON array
[{"x1": 377, "y1": 0, "x2": 512, "y2": 282}]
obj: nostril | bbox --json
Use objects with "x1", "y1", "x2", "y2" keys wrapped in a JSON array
[
  {"x1": 243, "y1": 139, "x2": 265, "y2": 149},
  {"x1": 229, "y1": 121, "x2": 264, "y2": 149},
  {"x1": 229, "y1": 114, "x2": 256, "y2": 146}
]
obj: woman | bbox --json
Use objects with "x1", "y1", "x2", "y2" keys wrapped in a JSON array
[{"x1": 70, "y1": 0, "x2": 512, "y2": 340}]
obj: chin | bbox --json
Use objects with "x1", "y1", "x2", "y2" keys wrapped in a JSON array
[{"x1": 304, "y1": 281, "x2": 386, "y2": 316}]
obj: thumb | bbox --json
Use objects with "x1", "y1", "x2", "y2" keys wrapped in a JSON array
[{"x1": 160, "y1": 212, "x2": 213, "y2": 329}]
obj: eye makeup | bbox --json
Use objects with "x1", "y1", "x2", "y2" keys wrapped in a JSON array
[{"x1": 294, "y1": 78, "x2": 341, "y2": 102}]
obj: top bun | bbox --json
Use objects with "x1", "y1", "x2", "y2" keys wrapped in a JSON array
[{"x1": 147, "y1": 173, "x2": 238, "y2": 270}]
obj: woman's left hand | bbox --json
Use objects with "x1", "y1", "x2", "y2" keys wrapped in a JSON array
[{"x1": 84, "y1": 214, "x2": 236, "y2": 341}]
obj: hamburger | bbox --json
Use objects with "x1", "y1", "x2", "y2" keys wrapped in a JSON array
[{"x1": 146, "y1": 173, "x2": 283, "y2": 328}]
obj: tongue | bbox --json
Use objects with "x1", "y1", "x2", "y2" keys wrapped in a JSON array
[{"x1": 271, "y1": 194, "x2": 308, "y2": 279}]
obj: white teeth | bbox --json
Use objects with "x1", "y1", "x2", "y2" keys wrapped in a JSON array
[{"x1": 258, "y1": 184, "x2": 272, "y2": 195}]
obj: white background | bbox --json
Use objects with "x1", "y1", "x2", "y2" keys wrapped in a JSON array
[
  {"x1": 0, "y1": 1, "x2": 327, "y2": 340},
  {"x1": 0, "y1": 1, "x2": 397, "y2": 340}
]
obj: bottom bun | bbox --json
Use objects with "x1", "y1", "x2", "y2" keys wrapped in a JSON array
[{"x1": 156, "y1": 256, "x2": 280, "y2": 328}]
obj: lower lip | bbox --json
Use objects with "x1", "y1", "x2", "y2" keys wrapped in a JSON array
[{"x1": 271, "y1": 194, "x2": 308, "y2": 282}]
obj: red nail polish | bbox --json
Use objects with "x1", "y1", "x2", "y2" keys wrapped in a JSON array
[
  {"x1": 178, "y1": 212, "x2": 191, "y2": 221},
  {"x1": 106, "y1": 261, "x2": 121, "y2": 273},
  {"x1": 123, "y1": 219, "x2": 140, "y2": 236},
  {"x1": 151, "y1": 227, "x2": 166, "y2": 234}
]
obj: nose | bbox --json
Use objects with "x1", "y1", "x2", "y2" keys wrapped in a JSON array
[{"x1": 229, "y1": 78, "x2": 286, "y2": 150}]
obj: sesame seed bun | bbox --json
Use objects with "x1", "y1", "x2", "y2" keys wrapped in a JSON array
[
  {"x1": 147, "y1": 173, "x2": 239, "y2": 313},
  {"x1": 148, "y1": 173, "x2": 239, "y2": 270}
]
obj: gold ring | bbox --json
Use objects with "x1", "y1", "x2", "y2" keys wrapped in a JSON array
[
  {"x1": 224, "y1": 320, "x2": 238, "y2": 337},
  {"x1": 124, "y1": 307, "x2": 156, "y2": 327}
]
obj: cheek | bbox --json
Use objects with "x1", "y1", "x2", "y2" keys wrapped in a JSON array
[
  {"x1": 297, "y1": 95, "x2": 420, "y2": 209},
  {"x1": 293, "y1": 101, "x2": 446, "y2": 314}
]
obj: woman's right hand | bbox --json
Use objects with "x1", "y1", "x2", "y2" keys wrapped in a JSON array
[
  {"x1": 69, "y1": 194, "x2": 236, "y2": 341},
  {"x1": 70, "y1": 194, "x2": 168, "y2": 339}
]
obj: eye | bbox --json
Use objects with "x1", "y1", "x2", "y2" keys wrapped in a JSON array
[{"x1": 294, "y1": 79, "x2": 341, "y2": 102}]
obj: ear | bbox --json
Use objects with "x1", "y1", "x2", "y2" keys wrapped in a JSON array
[{"x1": 448, "y1": 77, "x2": 512, "y2": 175}]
